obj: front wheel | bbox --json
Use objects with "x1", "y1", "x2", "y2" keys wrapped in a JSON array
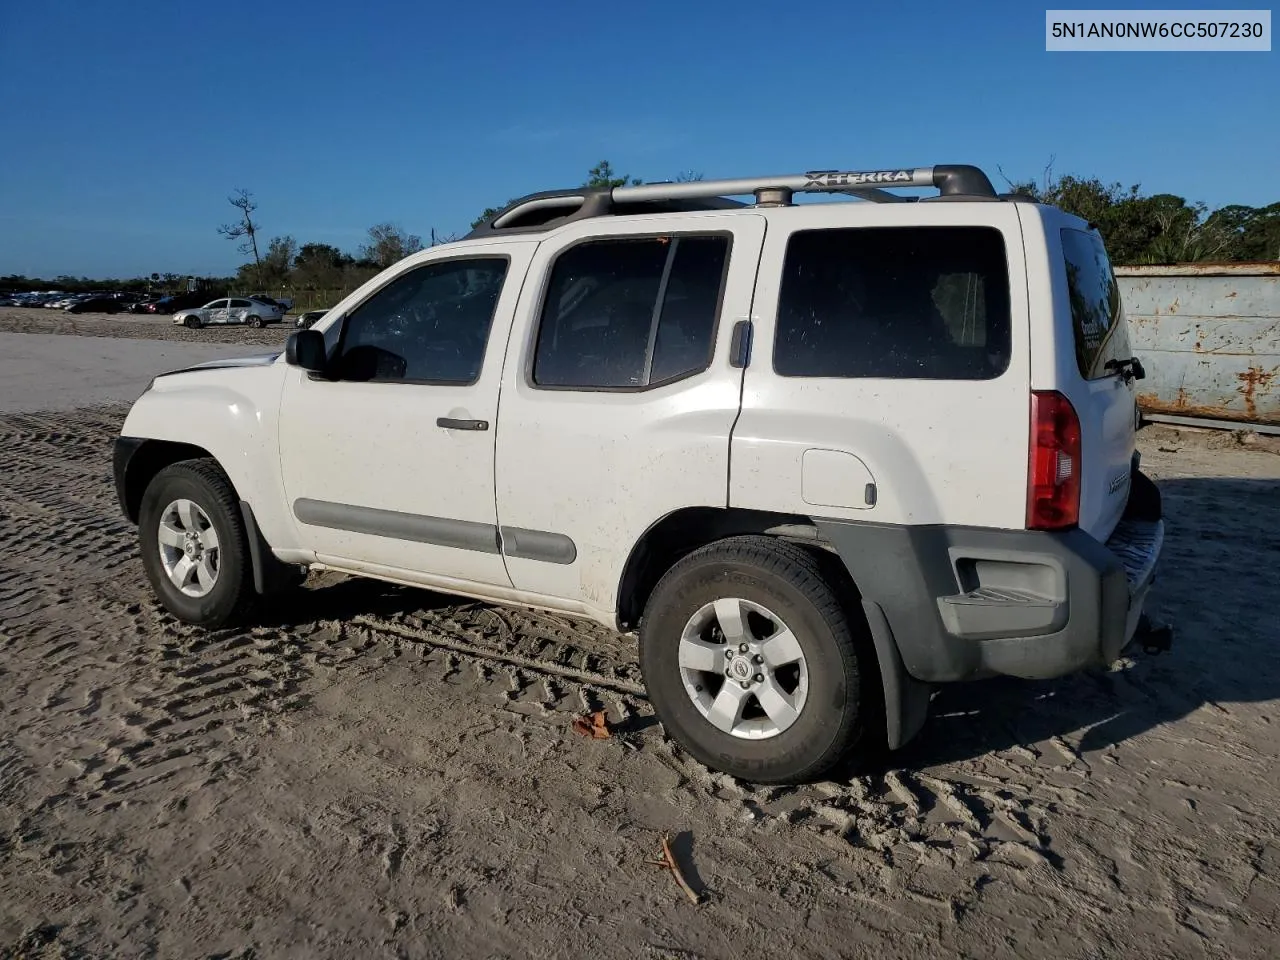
[
  {"x1": 184, "y1": 315, "x2": 200, "y2": 329},
  {"x1": 639, "y1": 536, "x2": 867, "y2": 784},
  {"x1": 137, "y1": 459, "x2": 256, "y2": 627}
]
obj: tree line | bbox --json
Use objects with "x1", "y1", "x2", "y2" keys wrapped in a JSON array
[
  {"x1": 4, "y1": 159, "x2": 1275, "y2": 305},
  {"x1": 1003, "y1": 159, "x2": 1279, "y2": 263}
]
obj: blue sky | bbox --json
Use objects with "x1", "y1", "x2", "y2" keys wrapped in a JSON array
[{"x1": 0, "y1": 0, "x2": 1275, "y2": 278}]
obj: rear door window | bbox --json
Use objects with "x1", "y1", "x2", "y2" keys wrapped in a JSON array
[
  {"x1": 773, "y1": 226, "x2": 1011, "y2": 380},
  {"x1": 1060, "y1": 228, "x2": 1132, "y2": 380},
  {"x1": 532, "y1": 234, "x2": 731, "y2": 389}
]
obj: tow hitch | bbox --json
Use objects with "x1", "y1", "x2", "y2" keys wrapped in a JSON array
[{"x1": 1135, "y1": 613, "x2": 1174, "y2": 655}]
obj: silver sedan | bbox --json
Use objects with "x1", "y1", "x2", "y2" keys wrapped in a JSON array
[{"x1": 172, "y1": 297, "x2": 285, "y2": 329}]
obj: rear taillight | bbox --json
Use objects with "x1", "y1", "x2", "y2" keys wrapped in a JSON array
[{"x1": 1027, "y1": 390, "x2": 1081, "y2": 531}]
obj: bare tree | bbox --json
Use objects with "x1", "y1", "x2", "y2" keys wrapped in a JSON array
[
  {"x1": 360, "y1": 223, "x2": 424, "y2": 268},
  {"x1": 217, "y1": 189, "x2": 262, "y2": 282},
  {"x1": 997, "y1": 154, "x2": 1056, "y2": 197}
]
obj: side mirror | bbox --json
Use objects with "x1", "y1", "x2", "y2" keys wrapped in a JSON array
[{"x1": 285, "y1": 330, "x2": 327, "y2": 373}]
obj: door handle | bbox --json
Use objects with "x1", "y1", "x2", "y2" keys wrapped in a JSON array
[
  {"x1": 437, "y1": 417, "x2": 489, "y2": 431},
  {"x1": 729, "y1": 319, "x2": 753, "y2": 368}
]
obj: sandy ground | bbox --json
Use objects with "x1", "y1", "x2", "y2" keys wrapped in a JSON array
[
  {"x1": 2, "y1": 324, "x2": 1279, "y2": 959},
  {"x1": 0, "y1": 333, "x2": 274, "y2": 413}
]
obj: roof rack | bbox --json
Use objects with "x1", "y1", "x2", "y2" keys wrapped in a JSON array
[{"x1": 465, "y1": 164, "x2": 999, "y2": 238}]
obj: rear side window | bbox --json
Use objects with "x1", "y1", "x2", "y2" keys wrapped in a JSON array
[
  {"x1": 1060, "y1": 228, "x2": 1132, "y2": 380},
  {"x1": 229, "y1": 299, "x2": 253, "y2": 308},
  {"x1": 774, "y1": 226, "x2": 1012, "y2": 380},
  {"x1": 533, "y1": 235, "x2": 731, "y2": 389}
]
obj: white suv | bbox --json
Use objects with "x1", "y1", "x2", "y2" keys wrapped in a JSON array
[{"x1": 112, "y1": 164, "x2": 1167, "y2": 783}]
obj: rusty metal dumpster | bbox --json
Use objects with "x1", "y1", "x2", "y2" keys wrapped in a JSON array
[{"x1": 1116, "y1": 262, "x2": 1280, "y2": 431}]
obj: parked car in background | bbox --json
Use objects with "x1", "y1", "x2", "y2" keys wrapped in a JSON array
[
  {"x1": 249, "y1": 294, "x2": 294, "y2": 312},
  {"x1": 145, "y1": 291, "x2": 222, "y2": 315},
  {"x1": 294, "y1": 309, "x2": 329, "y2": 329},
  {"x1": 172, "y1": 297, "x2": 286, "y2": 329},
  {"x1": 65, "y1": 296, "x2": 126, "y2": 314}
]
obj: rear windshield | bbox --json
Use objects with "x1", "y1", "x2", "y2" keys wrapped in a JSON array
[
  {"x1": 1061, "y1": 228, "x2": 1132, "y2": 380},
  {"x1": 773, "y1": 226, "x2": 1012, "y2": 380}
]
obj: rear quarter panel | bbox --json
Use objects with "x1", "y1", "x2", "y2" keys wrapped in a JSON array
[
  {"x1": 731, "y1": 201, "x2": 1032, "y2": 529},
  {"x1": 1021, "y1": 205, "x2": 1138, "y2": 540}
]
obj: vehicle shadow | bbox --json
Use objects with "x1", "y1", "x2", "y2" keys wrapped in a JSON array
[
  {"x1": 887, "y1": 476, "x2": 1280, "y2": 770},
  {"x1": 244, "y1": 477, "x2": 1280, "y2": 769},
  {"x1": 251, "y1": 574, "x2": 453, "y2": 627}
]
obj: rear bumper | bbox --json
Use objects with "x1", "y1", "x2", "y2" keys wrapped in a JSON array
[
  {"x1": 944, "y1": 517, "x2": 1163, "y2": 680},
  {"x1": 815, "y1": 471, "x2": 1165, "y2": 684}
]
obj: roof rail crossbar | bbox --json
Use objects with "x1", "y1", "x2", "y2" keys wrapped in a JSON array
[
  {"x1": 465, "y1": 164, "x2": 997, "y2": 237},
  {"x1": 611, "y1": 165, "x2": 996, "y2": 205},
  {"x1": 491, "y1": 194, "x2": 584, "y2": 228}
]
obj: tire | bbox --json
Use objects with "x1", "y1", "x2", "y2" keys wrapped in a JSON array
[
  {"x1": 248, "y1": 315, "x2": 264, "y2": 328},
  {"x1": 137, "y1": 458, "x2": 256, "y2": 628},
  {"x1": 639, "y1": 535, "x2": 867, "y2": 784},
  {"x1": 184, "y1": 315, "x2": 200, "y2": 329}
]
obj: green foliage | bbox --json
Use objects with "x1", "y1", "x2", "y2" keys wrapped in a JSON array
[
  {"x1": 584, "y1": 160, "x2": 641, "y2": 189},
  {"x1": 470, "y1": 205, "x2": 505, "y2": 230},
  {"x1": 292, "y1": 243, "x2": 353, "y2": 290},
  {"x1": 1004, "y1": 166, "x2": 1271, "y2": 265},
  {"x1": 257, "y1": 235, "x2": 297, "y2": 289},
  {"x1": 1204, "y1": 202, "x2": 1280, "y2": 261}
]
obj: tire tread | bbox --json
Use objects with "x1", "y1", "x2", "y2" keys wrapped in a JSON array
[
  {"x1": 642, "y1": 535, "x2": 863, "y2": 783},
  {"x1": 139, "y1": 457, "x2": 256, "y2": 627}
]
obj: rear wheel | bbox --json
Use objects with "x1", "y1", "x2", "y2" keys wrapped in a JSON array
[
  {"x1": 138, "y1": 459, "x2": 256, "y2": 627},
  {"x1": 184, "y1": 315, "x2": 200, "y2": 329},
  {"x1": 248, "y1": 315, "x2": 264, "y2": 328},
  {"x1": 639, "y1": 536, "x2": 867, "y2": 784}
]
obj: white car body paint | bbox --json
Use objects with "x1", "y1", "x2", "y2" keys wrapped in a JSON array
[
  {"x1": 731, "y1": 201, "x2": 1031, "y2": 530},
  {"x1": 493, "y1": 212, "x2": 767, "y2": 624},
  {"x1": 120, "y1": 364, "x2": 298, "y2": 558},
  {"x1": 118, "y1": 192, "x2": 1142, "y2": 631},
  {"x1": 1018, "y1": 204, "x2": 1138, "y2": 541},
  {"x1": 276, "y1": 240, "x2": 539, "y2": 588}
]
